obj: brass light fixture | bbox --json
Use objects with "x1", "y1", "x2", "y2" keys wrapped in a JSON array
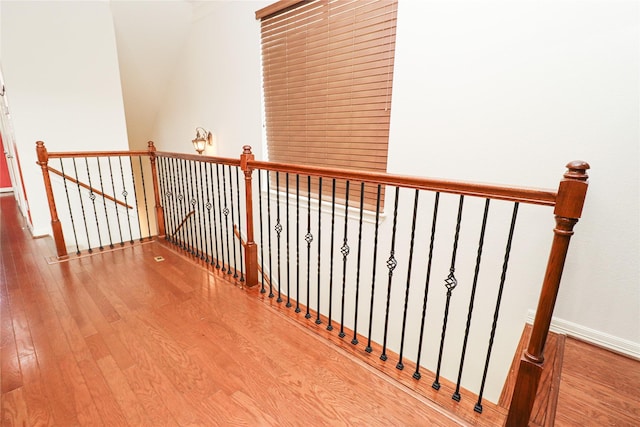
[{"x1": 192, "y1": 127, "x2": 213, "y2": 155}]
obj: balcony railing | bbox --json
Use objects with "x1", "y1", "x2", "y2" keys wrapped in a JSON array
[{"x1": 36, "y1": 141, "x2": 589, "y2": 426}]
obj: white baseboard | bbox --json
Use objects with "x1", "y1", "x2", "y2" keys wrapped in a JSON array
[
  {"x1": 527, "y1": 310, "x2": 640, "y2": 360},
  {"x1": 29, "y1": 226, "x2": 51, "y2": 238}
]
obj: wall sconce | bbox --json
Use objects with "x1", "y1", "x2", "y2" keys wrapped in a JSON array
[{"x1": 192, "y1": 127, "x2": 213, "y2": 155}]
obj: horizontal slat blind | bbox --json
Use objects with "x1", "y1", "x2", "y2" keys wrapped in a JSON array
[{"x1": 259, "y1": 0, "x2": 398, "y2": 210}]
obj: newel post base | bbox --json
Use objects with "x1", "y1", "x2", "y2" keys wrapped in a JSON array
[
  {"x1": 241, "y1": 145, "x2": 258, "y2": 287},
  {"x1": 36, "y1": 141, "x2": 68, "y2": 259},
  {"x1": 505, "y1": 161, "x2": 589, "y2": 426},
  {"x1": 148, "y1": 141, "x2": 165, "y2": 237}
]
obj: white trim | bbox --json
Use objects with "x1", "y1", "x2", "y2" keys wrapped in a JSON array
[{"x1": 527, "y1": 310, "x2": 640, "y2": 360}]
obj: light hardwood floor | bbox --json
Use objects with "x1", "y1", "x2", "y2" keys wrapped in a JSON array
[{"x1": 1, "y1": 194, "x2": 638, "y2": 426}]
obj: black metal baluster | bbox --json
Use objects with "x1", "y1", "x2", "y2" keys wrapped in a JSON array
[
  {"x1": 157, "y1": 157, "x2": 170, "y2": 242},
  {"x1": 96, "y1": 158, "x2": 114, "y2": 249},
  {"x1": 209, "y1": 163, "x2": 220, "y2": 267},
  {"x1": 305, "y1": 175, "x2": 312, "y2": 319},
  {"x1": 275, "y1": 171, "x2": 282, "y2": 301},
  {"x1": 59, "y1": 159, "x2": 81, "y2": 255},
  {"x1": 380, "y1": 186, "x2": 400, "y2": 361},
  {"x1": 285, "y1": 173, "x2": 290, "y2": 305},
  {"x1": 235, "y1": 167, "x2": 245, "y2": 282},
  {"x1": 73, "y1": 158, "x2": 93, "y2": 252},
  {"x1": 170, "y1": 157, "x2": 182, "y2": 247},
  {"x1": 129, "y1": 157, "x2": 143, "y2": 243},
  {"x1": 295, "y1": 174, "x2": 301, "y2": 311},
  {"x1": 365, "y1": 184, "x2": 383, "y2": 353},
  {"x1": 216, "y1": 164, "x2": 226, "y2": 271},
  {"x1": 397, "y1": 190, "x2": 420, "y2": 370},
  {"x1": 118, "y1": 156, "x2": 134, "y2": 245},
  {"x1": 222, "y1": 165, "x2": 232, "y2": 275},
  {"x1": 315, "y1": 177, "x2": 322, "y2": 325},
  {"x1": 138, "y1": 156, "x2": 152, "y2": 239},
  {"x1": 351, "y1": 182, "x2": 366, "y2": 345},
  {"x1": 338, "y1": 180, "x2": 350, "y2": 336},
  {"x1": 266, "y1": 171, "x2": 274, "y2": 297},
  {"x1": 327, "y1": 179, "x2": 337, "y2": 331},
  {"x1": 475, "y1": 202, "x2": 519, "y2": 414},
  {"x1": 453, "y1": 198, "x2": 490, "y2": 401},
  {"x1": 107, "y1": 157, "x2": 125, "y2": 246},
  {"x1": 188, "y1": 160, "x2": 200, "y2": 256},
  {"x1": 414, "y1": 192, "x2": 440, "y2": 380},
  {"x1": 433, "y1": 195, "x2": 465, "y2": 390},
  {"x1": 200, "y1": 161, "x2": 211, "y2": 262},
  {"x1": 258, "y1": 170, "x2": 266, "y2": 293},
  {"x1": 85, "y1": 157, "x2": 104, "y2": 250},
  {"x1": 228, "y1": 165, "x2": 238, "y2": 276},
  {"x1": 196, "y1": 160, "x2": 207, "y2": 259},
  {"x1": 177, "y1": 158, "x2": 189, "y2": 250}
]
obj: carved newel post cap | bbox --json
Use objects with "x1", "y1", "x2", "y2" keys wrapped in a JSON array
[
  {"x1": 242, "y1": 145, "x2": 253, "y2": 155},
  {"x1": 147, "y1": 141, "x2": 156, "y2": 151},
  {"x1": 564, "y1": 160, "x2": 590, "y2": 180}
]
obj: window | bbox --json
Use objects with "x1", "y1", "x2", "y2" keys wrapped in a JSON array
[{"x1": 256, "y1": 0, "x2": 398, "y2": 210}]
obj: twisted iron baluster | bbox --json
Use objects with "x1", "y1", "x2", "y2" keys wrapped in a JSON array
[
  {"x1": 315, "y1": 177, "x2": 322, "y2": 325},
  {"x1": 175, "y1": 158, "x2": 187, "y2": 250},
  {"x1": 228, "y1": 165, "x2": 238, "y2": 275},
  {"x1": 365, "y1": 184, "x2": 383, "y2": 353},
  {"x1": 266, "y1": 171, "x2": 274, "y2": 297},
  {"x1": 129, "y1": 156, "x2": 143, "y2": 243},
  {"x1": 197, "y1": 160, "x2": 207, "y2": 259},
  {"x1": 338, "y1": 181, "x2": 350, "y2": 337},
  {"x1": 397, "y1": 190, "x2": 420, "y2": 370},
  {"x1": 200, "y1": 161, "x2": 211, "y2": 263},
  {"x1": 107, "y1": 157, "x2": 125, "y2": 246},
  {"x1": 327, "y1": 179, "x2": 337, "y2": 331},
  {"x1": 285, "y1": 173, "x2": 290, "y2": 305},
  {"x1": 257, "y1": 170, "x2": 266, "y2": 293},
  {"x1": 85, "y1": 157, "x2": 104, "y2": 250},
  {"x1": 275, "y1": 171, "x2": 282, "y2": 301},
  {"x1": 305, "y1": 175, "x2": 312, "y2": 319},
  {"x1": 59, "y1": 159, "x2": 81, "y2": 254},
  {"x1": 295, "y1": 174, "x2": 301, "y2": 311},
  {"x1": 433, "y1": 195, "x2": 465, "y2": 390},
  {"x1": 118, "y1": 157, "x2": 134, "y2": 245},
  {"x1": 138, "y1": 156, "x2": 152, "y2": 239},
  {"x1": 188, "y1": 160, "x2": 199, "y2": 256},
  {"x1": 235, "y1": 167, "x2": 244, "y2": 282},
  {"x1": 413, "y1": 192, "x2": 440, "y2": 380},
  {"x1": 475, "y1": 202, "x2": 519, "y2": 414},
  {"x1": 73, "y1": 158, "x2": 93, "y2": 252},
  {"x1": 96, "y1": 158, "x2": 114, "y2": 248},
  {"x1": 209, "y1": 163, "x2": 220, "y2": 267},
  {"x1": 380, "y1": 186, "x2": 400, "y2": 361},
  {"x1": 351, "y1": 182, "x2": 366, "y2": 345},
  {"x1": 157, "y1": 157, "x2": 171, "y2": 242},
  {"x1": 453, "y1": 199, "x2": 490, "y2": 401},
  {"x1": 215, "y1": 164, "x2": 226, "y2": 271}
]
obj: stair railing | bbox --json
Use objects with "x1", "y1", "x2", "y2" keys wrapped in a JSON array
[{"x1": 37, "y1": 141, "x2": 588, "y2": 425}]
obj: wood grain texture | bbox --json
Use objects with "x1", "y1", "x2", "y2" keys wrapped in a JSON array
[{"x1": 2, "y1": 194, "x2": 636, "y2": 426}]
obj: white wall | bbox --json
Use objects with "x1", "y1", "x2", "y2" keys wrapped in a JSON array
[
  {"x1": 1, "y1": 0, "x2": 129, "y2": 236},
  {"x1": 151, "y1": 1, "x2": 267, "y2": 159},
  {"x1": 389, "y1": 0, "x2": 639, "y2": 353}
]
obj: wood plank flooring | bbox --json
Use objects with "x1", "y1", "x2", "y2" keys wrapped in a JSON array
[
  {"x1": 0, "y1": 194, "x2": 468, "y2": 426},
  {"x1": 2, "y1": 193, "x2": 638, "y2": 426}
]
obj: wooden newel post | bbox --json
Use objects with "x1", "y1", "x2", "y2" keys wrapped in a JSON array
[
  {"x1": 36, "y1": 141, "x2": 68, "y2": 259},
  {"x1": 505, "y1": 160, "x2": 590, "y2": 427},
  {"x1": 240, "y1": 145, "x2": 258, "y2": 287},
  {"x1": 147, "y1": 141, "x2": 165, "y2": 237}
]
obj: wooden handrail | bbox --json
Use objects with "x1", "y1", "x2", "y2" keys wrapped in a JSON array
[
  {"x1": 46, "y1": 150, "x2": 150, "y2": 158},
  {"x1": 155, "y1": 151, "x2": 242, "y2": 167},
  {"x1": 246, "y1": 158, "x2": 557, "y2": 207},
  {"x1": 47, "y1": 166, "x2": 133, "y2": 209},
  {"x1": 171, "y1": 210, "x2": 195, "y2": 237}
]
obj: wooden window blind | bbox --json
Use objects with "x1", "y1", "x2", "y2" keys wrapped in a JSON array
[{"x1": 257, "y1": 0, "x2": 398, "y2": 210}]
